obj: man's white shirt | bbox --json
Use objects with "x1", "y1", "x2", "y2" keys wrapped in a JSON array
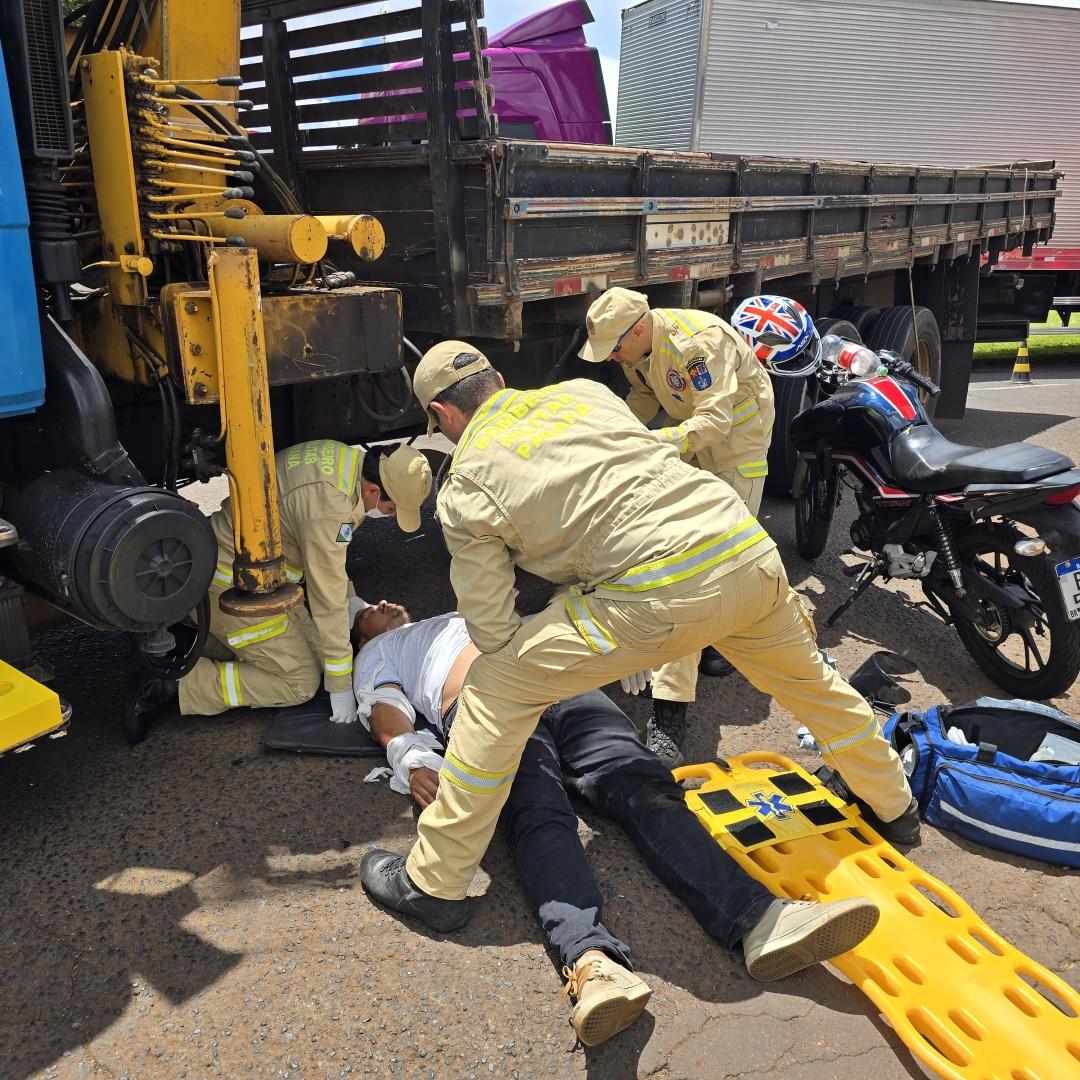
[{"x1": 352, "y1": 612, "x2": 470, "y2": 733}]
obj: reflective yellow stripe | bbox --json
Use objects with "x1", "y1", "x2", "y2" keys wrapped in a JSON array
[
  {"x1": 213, "y1": 564, "x2": 233, "y2": 589},
  {"x1": 817, "y1": 713, "x2": 880, "y2": 757},
  {"x1": 659, "y1": 308, "x2": 711, "y2": 336},
  {"x1": 737, "y1": 460, "x2": 769, "y2": 478},
  {"x1": 453, "y1": 388, "x2": 520, "y2": 467},
  {"x1": 658, "y1": 340, "x2": 682, "y2": 360},
  {"x1": 440, "y1": 749, "x2": 517, "y2": 795},
  {"x1": 220, "y1": 661, "x2": 244, "y2": 708},
  {"x1": 226, "y1": 613, "x2": 290, "y2": 650},
  {"x1": 337, "y1": 445, "x2": 361, "y2": 496},
  {"x1": 323, "y1": 654, "x2": 354, "y2": 677},
  {"x1": 565, "y1": 590, "x2": 618, "y2": 655},
  {"x1": 663, "y1": 425, "x2": 690, "y2": 454},
  {"x1": 284, "y1": 563, "x2": 304, "y2": 584},
  {"x1": 731, "y1": 399, "x2": 759, "y2": 426},
  {"x1": 602, "y1": 519, "x2": 769, "y2": 593}
]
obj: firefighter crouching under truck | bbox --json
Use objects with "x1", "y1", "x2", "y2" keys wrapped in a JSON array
[
  {"x1": 124, "y1": 441, "x2": 432, "y2": 744},
  {"x1": 580, "y1": 289, "x2": 816, "y2": 768},
  {"x1": 358, "y1": 341, "x2": 921, "y2": 935}
]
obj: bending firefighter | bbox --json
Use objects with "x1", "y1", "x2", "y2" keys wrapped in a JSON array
[
  {"x1": 579, "y1": 289, "x2": 816, "y2": 766},
  {"x1": 361, "y1": 342, "x2": 920, "y2": 938},
  {"x1": 124, "y1": 440, "x2": 431, "y2": 744}
]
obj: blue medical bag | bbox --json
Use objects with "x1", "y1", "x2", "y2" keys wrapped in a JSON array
[{"x1": 882, "y1": 698, "x2": 1080, "y2": 867}]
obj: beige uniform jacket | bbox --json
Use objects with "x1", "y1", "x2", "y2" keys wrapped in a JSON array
[
  {"x1": 211, "y1": 439, "x2": 364, "y2": 693},
  {"x1": 436, "y1": 379, "x2": 772, "y2": 655},
  {"x1": 624, "y1": 308, "x2": 775, "y2": 478}
]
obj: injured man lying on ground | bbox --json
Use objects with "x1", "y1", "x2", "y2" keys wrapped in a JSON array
[{"x1": 349, "y1": 602, "x2": 880, "y2": 1047}]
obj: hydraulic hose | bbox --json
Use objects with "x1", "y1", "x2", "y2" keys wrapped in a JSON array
[
  {"x1": 115, "y1": 311, "x2": 181, "y2": 490},
  {"x1": 167, "y1": 87, "x2": 305, "y2": 215}
]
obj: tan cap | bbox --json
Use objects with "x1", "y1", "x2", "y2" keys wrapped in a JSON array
[
  {"x1": 377, "y1": 445, "x2": 432, "y2": 533},
  {"x1": 578, "y1": 288, "x2": 650, "y2": 362},
  {"x1": 414, "y1": 340, "x2": 493, "y2": 435}
]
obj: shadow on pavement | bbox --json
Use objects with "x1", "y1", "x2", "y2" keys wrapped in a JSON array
[{"x1": 583, "y1": 1009, "x2": 655, "y2": 1078}]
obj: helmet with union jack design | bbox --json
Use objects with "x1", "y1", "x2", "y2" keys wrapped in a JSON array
[{"x1": 730, "y1": 294, "x2": 820, "y2": 378}]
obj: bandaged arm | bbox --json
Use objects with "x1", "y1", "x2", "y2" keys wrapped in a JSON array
[{"x1": 363, "y1": 686, "x2": 444, "y2": 796}]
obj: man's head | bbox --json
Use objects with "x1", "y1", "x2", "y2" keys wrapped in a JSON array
[
  {"x1": 359, "y1": 445, "x2": 432, "y2": 533},
  {"x1": 579, "y1": 288, "x2": 653, "y2": 365},
  {"x1": 351, "y1": 600, "x2": 412, "y2": 651},
  {"x1": 414, "y1": 341, "x2": 506, "y2": 444}
]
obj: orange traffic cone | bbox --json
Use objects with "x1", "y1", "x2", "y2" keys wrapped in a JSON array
[{"x1": 1010, "y1": 341, "x2": 1031, "y2": 383}]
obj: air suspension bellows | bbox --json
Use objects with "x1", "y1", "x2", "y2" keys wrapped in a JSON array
[{"x1": 10, "y1": 471, "x2": 215, "y2": 635}]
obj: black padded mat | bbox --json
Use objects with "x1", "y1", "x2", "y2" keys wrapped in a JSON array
[{"x1": 264, "y1": 692, "x2": 385, "y2": 756}]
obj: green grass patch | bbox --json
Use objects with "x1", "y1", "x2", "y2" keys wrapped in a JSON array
[{"x1": 974, "y1": 310, "x2": 1080, "y2": 364}]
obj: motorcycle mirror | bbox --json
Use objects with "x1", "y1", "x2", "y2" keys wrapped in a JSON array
[{"x1": 846, "y1": 650, "x2": 917, "y2": 711}]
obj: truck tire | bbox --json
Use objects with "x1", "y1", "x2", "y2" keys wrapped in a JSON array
[
  {"x1": 814, "y1": 318, "x2": 862, "y2": 343},
  {"x1": 765, "y1": 374, "x2": 811, "y2": 497},
  {"x1": 829, "y1": 305, "x2": 881, "y2": 339},
  {"x1": 764, "y1": 319, "x2": 859, "y2": 497},
  {"x1": 865, "y1": 306, "x2": 942, "y2": 418}
]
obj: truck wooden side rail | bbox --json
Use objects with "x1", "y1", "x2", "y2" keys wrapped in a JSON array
[{"x1": 240, "y1": 0, "x2": 1059, "y2": 422}]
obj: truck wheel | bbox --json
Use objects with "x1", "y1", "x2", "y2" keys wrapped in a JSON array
[
  {"x1": 829, "y1": 305, "x2": 881, "y2": 339},
  {"x1": 764, "y1": 374, "x2": 811, "y2": 497},
  {"x1": 865, "y1": 306, "x2": 943, "y2": 418},
  {"x1": 814, "y1": 318, "x2": 862, "y2": 343}
]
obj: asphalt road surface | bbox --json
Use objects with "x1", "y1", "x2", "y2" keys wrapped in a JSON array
[{"x1": 2, "y1": 363, "x2": 1078, "y2": 1080}]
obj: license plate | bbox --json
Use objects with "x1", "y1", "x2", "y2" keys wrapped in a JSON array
[{"x1": 1056, "y1": 557, "x2": 1080, "y2": 622}]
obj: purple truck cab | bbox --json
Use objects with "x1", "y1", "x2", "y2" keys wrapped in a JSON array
[
  {"x1": 484, "y1": 0, "x2": 611, "y2": 144},
  {"x1": 385, "y1": 0, "x2": 610, "y2": 143}
]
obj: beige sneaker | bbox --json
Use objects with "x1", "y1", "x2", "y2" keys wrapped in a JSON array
[
  {"x1": 561, "y1": 955, "x2": 653, "y2": 1046},
  {"x1": 743, "y1": 897, "x2": 880, "y2": 981}
]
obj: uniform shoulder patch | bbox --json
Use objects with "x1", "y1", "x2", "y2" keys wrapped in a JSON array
[
  {"x1": 666, "y1": 369, "x2": 687, "y2": 392},
  {"x1": 686, "y1": 357, "x2": 712, "y2": 390},
  {"x1": 336, "y1": 523, "x2": 353, "y2": 543}
]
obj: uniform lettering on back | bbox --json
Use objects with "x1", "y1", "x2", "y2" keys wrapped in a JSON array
[{"x1": 469, "y1": 391, "x2": 593, "y2": 462}]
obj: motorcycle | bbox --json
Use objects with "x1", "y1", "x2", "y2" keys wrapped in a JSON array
[{"x1": 789, "y1": 334, "x2": 1080, "y2": 699}]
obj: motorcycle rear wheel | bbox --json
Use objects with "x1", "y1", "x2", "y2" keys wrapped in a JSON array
[
  {"x1": 795, "y1": 465, "x2": 838, "y2": 560},
  {"x1": 948, "y1": 522, "x2": 1080, "y2": 699}
]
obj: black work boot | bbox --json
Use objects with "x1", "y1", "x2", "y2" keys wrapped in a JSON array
[
  {"x1": 816, "y1": 767, "x2": 921, "y2": 845},
  {"x1": 124, "y1": 670, "x2": 179, "y2": 745},
  {"x1": 360, "y1": 849, "x2": 471, "y2": 932},
  {"x1": 699, "y1": 645, "x2": 734, "y2": 678},
  {"x1": 857, "y1": 796, "x2": 921, "y2": 846},
  {"x1": 646, "y1": 699, "x2": 688, "y2": 770}
]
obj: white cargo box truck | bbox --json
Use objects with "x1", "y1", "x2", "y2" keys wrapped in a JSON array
[{"x1": 615, "y1": 0, "x2": 1080, "y2": 247}]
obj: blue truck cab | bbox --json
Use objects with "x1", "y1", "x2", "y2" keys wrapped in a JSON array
[{"x1": 0, "y1": 43, "x2": 45, "y2": 419}]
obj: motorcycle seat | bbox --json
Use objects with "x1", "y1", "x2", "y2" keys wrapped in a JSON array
[{"x1": 890, "y1": 425, "x2": 1074, "y2": 492}]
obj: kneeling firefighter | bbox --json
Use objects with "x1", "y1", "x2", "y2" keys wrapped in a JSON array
[
  {"x1": 579, "y1": 289, "x2": 818, "y2": 766},
  {"x1": 125, "y1": 441, "x2": 432, "y2": 743}
]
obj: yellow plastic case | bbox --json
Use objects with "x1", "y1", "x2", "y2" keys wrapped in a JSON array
[
  {"x1": 674, "y1": 752, "x2": 1080, "y2": 1080},
  {"x1": 0, "y1": 659, "x2": 64, "y2": 754}
]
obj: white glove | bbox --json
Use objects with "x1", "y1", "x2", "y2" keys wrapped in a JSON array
[
  {"x1": 620, "y1": 669, "x2": 653, "y2": 695},
  {"x1": 329, "y1": 690, "x2": 359, "y2": 724}
]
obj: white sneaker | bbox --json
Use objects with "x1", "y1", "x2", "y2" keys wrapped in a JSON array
[
  {"x1": 561, "y1": 955, "x2": 652, "y2": 1046},
  {"x1": 742, "y1": 897, "x2": 880, "y2": 981}
]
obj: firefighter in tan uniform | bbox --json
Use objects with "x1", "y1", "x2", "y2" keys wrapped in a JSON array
[
  {"x1": 124, "y1": 441, "x2": 431, "y2": 743},
  {"x1": 359, "y1": 341, "x2": 919, "y2": 945},
  {"x1": 579, "y1": 289, "x2": 802, "y2": 765}
]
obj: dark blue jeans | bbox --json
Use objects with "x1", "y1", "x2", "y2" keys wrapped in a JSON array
[{"x1": 498, "y1": 689, "x2": 775, "y2": 970}]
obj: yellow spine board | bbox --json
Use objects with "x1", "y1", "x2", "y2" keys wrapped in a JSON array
[
  {"x1": 674, "y1": 753, "x2": 1080, "y2": 1080},
  {"x1": 0, "y1": 660, "x2": 64, "y2": 755}
]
